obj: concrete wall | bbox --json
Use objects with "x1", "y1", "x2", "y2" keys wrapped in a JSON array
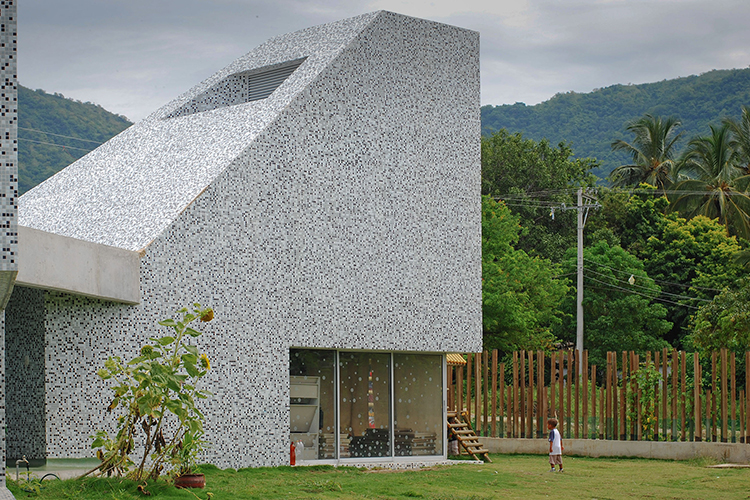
[
  {"x1": 479, "y1": 437, "x2": 750, "y2": 463},
  {"x1": 16, "y1": 226, "x2": 141, "y2": 304}
]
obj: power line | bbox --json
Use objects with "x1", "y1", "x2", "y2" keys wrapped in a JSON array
[
  {"x1": 18, "y1": 126, "x2": 104, "y2": 145},
  {"x1": 583, "y1": 258, "x2": 724, "y2": 293},
  {"x1": 585, "y1": 275, "x2": 700, "y2": 310},
  {"x1": 583, "y1": 267, "x2": 711, "y2": 302},
  {"x1": 17, "y1": 137, "x2": 93, "y2": 153}
]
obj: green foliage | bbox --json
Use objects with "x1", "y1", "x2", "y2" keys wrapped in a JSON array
[
  {"x1": 643, "y1": 215, "x2": 743, "y2": 345},
  {"x1": 91, "y1": 304, "x2": 214, "y2": 482},
  {"x1": 587, "y1": 186, "x2": 675, "y2": 259},
  {"x1": 18, "y1": 86, "x2": 132, "y2": 194},
  {"x1": 610, "y1": 114, "x2": 684, "y2": 191},
  {"x1": 481, "y1": 129, "x2": 597, "y2": 261},
  {"x1": 627, "y1": 361, "x2": 663, "y2": 440},
  {"x1": 557, "y1": 241, "x2": 671, "y2": 368},
  {"x1": 670, "y1": 123, "x2": 750, "y2": 240},
  {"x1": 481, "y1": 68, "x2": 750, "y2": 179},
  {"x1": 481, "y1": 196, "x2": 568, "y2": 355},
  {"x1": 689, "y1": 278, "x2": 750, "y2": 356}
]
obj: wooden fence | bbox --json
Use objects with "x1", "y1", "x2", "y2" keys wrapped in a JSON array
[{"x1": 447, "y1": 349, "x2": 750, "y2": 443}]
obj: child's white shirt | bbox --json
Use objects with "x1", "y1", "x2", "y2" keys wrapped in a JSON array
[{"x1": 548, "y1": 428, "x2": 562, "y2": 455}]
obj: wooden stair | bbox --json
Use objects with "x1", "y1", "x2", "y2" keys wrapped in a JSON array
[{"x1": 448, "y1": 410, "x2": 492, "y2": 462}]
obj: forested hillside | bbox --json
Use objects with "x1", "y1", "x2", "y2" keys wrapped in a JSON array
[
  {"x1": 18, "y1": 86, "x2": 132, "y2": 194},
  {"x1": 481, "y1": 68, "x2": 750, "y2": 179}
]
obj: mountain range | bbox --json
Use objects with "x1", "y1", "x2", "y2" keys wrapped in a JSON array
[{"x1": 481, "y1": 68, "x2": 750, "y2": 180}]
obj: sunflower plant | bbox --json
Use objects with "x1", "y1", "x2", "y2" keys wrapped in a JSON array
[{"x1": 88, "y1": 304, "x2": 214, "y2": 482}]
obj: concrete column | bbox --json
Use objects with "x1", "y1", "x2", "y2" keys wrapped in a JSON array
[{"x1": 0, "y1": 0, "x2": 18, "y2": 497}]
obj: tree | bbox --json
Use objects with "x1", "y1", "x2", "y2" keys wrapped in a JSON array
[
  {"x1": 642, "y1": 215, "x2": 743, "y2": 346},
  {"x1": 670, "y1": 123, "x2": 750, "y2": 240},
  {"x1": 724, "y1": 104, "x2": 750, "y2": 174},
  {"x1": 481, "y1": 129, "x2": 597, "y2": 261},
  {"x1": 610, "y1": 114, "x2": 684, "y2": 192},
  {"x1": 482, "y1": 196, "x2": 569, "y2": 355},
  {"x1": 586, "y1": 185, "x2": 674, "y2": 260},
  {"x1": 556, "y1": 241, "x2": 671, "y2": 369},
  {"x1": 688, "y1": 278, "x2": 750, "y2": 356}
]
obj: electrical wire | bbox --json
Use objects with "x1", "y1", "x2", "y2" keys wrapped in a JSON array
[
  {"x1": 17, "y1": 137, "x2": 92, "y2": 153},
  {"x1": 584, "y1": 275, "x2": 700, "y2": 310},
  {"x1": 583, "y1": 267, "x2": 711, "y2": 302},
  {"x1": 583, "y1": 258, "x2": 724, "y2": 293},
  {"x1": 18, "y1": 127, "x2": 104, "y2": 144}
]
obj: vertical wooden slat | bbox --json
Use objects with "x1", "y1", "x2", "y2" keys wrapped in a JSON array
[
  {"x1": 528, "y1": 351, "x2": 534, "y2": 439},
  {"x1": 559, "y1": 352, "x2": 565, "y2": 426},
  {"x1": 537, "y1": 351, "x2": 544, "y2": 438},
  {"x1": 746, "y1": 352, "x2": 750, "y2": 444},
  {"x1": 606, "y1": 352, "x2": 612, "y2": 440},
  {"x1": 633, "y1": 354, "x2": 650, "y2": 441},
  {"x1": 518, "y1": 351, "x2": 526, "y2": 437},
  {"x1": 662, "y1": 348, "x2": 668, "y2": 440},
  {"x1": 475, "y1": 353, "x2": 481, "y2": 434},
  {"x1": 653, "y1": 350, "x2": 660, "y2": 441},
  {"x1": 711, "y1": 352, "x2": 717, "y2": 442},
  {"x1": 491, "y1": 350, "x2": 498, "y2": 437},
  {"x1": 741, "y1": 389, "x2": 746, "y2": 444},
  {"x1": 541, "y1": 381, "x2": 547, "y2": 430},
  {"x1": 573, "y1": 349, "x2": 582, "y2": 439},
  {"x1": 612, "y1": 352, "x2": 618, "y2": 440},
  {"x1": 506, "y1": 384, "x2": 516, "y2": 437},
  {"x1": 499, "y1": 362, "x2": 505, "y2": 438},
  {"x1": 721, "y1": 349, "x2": 728, "y2": 442},
  {"x1": 637, "y1": 387, "x2": 643, "y2": 441},
  {"x1": 457, "y1": 357, "x2": 464, "y2": 414},
  {"x1": 599, "y1": 386, "x2": 605, "y2": 440},
  {"x1": 591, "y1": 365, "x2": 597, "y2": 439},
  {"x1": 729, "y1": 353, "x2": 737, "y2": 443},
  {"x1": 712, "y1": 391, "x2": 718, "y2": 443},
  {"x1": 630, "y1": 351, "x2": 636, "y2": 440},
  {"x1": 694, "y1": 353, "x2": 702, "y2": 441},
  {"x1": 620, "y1": 351, "x2": 627, "y2": 441},
  {"x1": 672, "y1": 350, "x2": 678, "y2": 441},
  {"x1": 566, "y1": 351, "x2": 572, "y2": 439},
  {"x1": 550, "y1": 352, "x2": 557, "y2": 419},
  {"x1": 582, "y1": 351, "x2": 589, "y2": 439},
  {"x1": 708, "y1": 390, "x2": 715, "y2": 443},
  {"x1": 483, "y1": 350, "x2": 489, "y2": 437},
  {"x1": 466, "y1": 353, "x2": 472, "y2": 420},
  {"x1": 681, "y1": 351, "x2": 686, "y2": 442},
  {"x1": 709, "y1": 351, "x2": 719, "y2": 441},
  {"x1": 512, "y1": 351, "x2": 519, "y2": 438}
]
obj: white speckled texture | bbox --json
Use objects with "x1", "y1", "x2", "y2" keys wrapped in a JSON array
[{"x1": 8, "y1": 11, "x2": 481, "y2": 469}]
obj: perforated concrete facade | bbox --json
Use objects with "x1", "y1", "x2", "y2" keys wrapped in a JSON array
[{"x1": 8, "y1": 11, "x2": 481, "y2": 469}]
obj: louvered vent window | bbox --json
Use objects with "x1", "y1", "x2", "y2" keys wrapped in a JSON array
[{"x1": 165, "y1": 57, "x2": 306, "y2": 119}]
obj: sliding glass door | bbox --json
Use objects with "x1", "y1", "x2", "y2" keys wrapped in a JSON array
[{"x1": 290, "y1": 349, "x2": 443, "y2": 461}]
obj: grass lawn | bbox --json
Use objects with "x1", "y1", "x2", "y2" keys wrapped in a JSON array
[{"x1": 7, "y1": 454, "x2": 750, "y2": 500}]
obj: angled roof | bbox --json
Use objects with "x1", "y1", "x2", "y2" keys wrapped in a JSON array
[{"x1": 19, "y1": 12, "x2": 381, "y2": 252}]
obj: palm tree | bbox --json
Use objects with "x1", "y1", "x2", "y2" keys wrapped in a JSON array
[
  {"x1": 724, "y1": 105, "x2": 750, "y2": 174},
  {"x1": 670, "y1": 123, "x2": 750, "y2": 240},
  {"x1": 610, "y1": 114, "x2": 684, "y2": 192}
]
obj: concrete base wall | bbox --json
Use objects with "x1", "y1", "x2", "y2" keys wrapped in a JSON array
[{"x1": 479, "y1": 437, "x2": 750, "y2": 463}]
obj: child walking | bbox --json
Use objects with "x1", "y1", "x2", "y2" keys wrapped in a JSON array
[{"x1": 548, "y1": 418, "x2": 563, "y2": 472}]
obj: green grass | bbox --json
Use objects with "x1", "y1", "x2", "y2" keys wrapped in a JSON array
[{"x1": 7, "y1": 455, "x2": 750, "y2": 499}]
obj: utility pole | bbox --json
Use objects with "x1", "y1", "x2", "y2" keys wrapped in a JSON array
[
  {"x1": 557, "y1": 188, "x2": 599, "y2": 357},
  {"x1": 576, "y1": 188, "x2": 584, "y2": 354}
]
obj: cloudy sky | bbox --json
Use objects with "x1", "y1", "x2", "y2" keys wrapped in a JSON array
[{"x1": 19, "y1": 0, "x2": 750, "y2": 122}]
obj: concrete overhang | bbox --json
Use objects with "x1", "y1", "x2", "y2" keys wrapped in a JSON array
[{"x1": 16, "y1": 225, "x2": 141, "y2": 304}]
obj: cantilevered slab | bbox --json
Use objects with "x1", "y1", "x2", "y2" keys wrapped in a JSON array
[{"x1": 16, "y1": 226, "x2": 140, "y2": 304}]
